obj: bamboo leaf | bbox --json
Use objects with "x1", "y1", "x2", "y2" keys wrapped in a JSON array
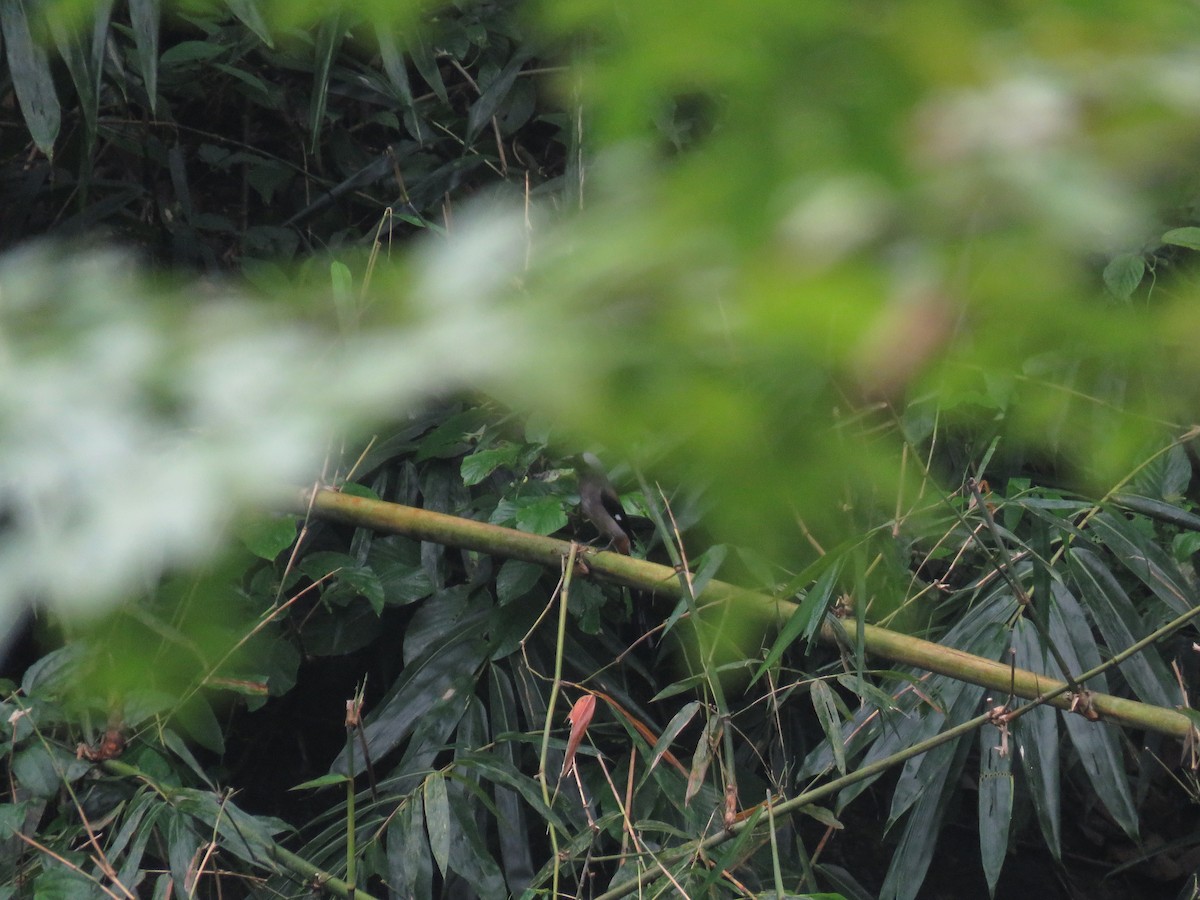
[
  {"x1": 0, "y1": 0, "x2": 61, "y2": 159},
  {"x1": 977, "y1": 722, "x2": 1013, "y2": 895},
  {"x1": 811, "y1": 680, "x2": 846, "y2": 775},
  {"x1": 1069, "y1": 548, "x2": 1176, "y2": 707},
  {"x1": 1011, "y1": 618, "x2": 1061, "y2": 859},
  {"x1": 424, "y1": 772, "x2": 451, "y2": 877},
  {"x1": 128, "y1": 0, "x2": 161, "y2": 115}
]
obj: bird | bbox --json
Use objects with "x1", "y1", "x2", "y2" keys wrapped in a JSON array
[{"x1": 577, "y1": 452, "x2": 632, "y2": 555}]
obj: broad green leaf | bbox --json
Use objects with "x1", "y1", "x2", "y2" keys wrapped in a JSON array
[
  {"x1": 1162, "y1": 226, "x2": 1200, "y2": 250},
  {"x1": 12, "y1": 744, "x2": 88, "y2": 798},
  {"x1": 236, "y1": 514, "x2": 298, "y2": 560},
  {"x1": 461, "y1": 443, "x2": 522, "y2": 486},
  {"x1": 159, "y1": 40, "x2": 224, "y2": 65},
  {"x1": 173, "y1": 694, "x2": 225, "y2": 754},
  {"x1": 1101, "y1": 253, "x2": 1144, "y2": 300},
  {"x1": 810, "y1": 680, "x2": 846, "y2": 775},
  {"x1": 0, "y1": 0, "x2": 61, "y2": 159},
  {"x1": 496, "y1": 559, "x2": 542, "y2": 605},
  {"x1": 128, "y1": 0, "x2": 160, "y2": 114},
  {"x1": 405, "y1": 24, "x2": 448, "y2": 104},
  {"x1": 46, "y1": 0, "x2": 111, "y2": 152},
  {"x1": 513, "y1": 495, "x2": 568, "y2": 535},
  {"x1": 424, "y1": 772, "x2": 451, "y2": 877}
]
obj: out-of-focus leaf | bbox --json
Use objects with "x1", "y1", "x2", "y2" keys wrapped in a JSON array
[
  {"x1": 236, "y1": 514, "x2": 298, "y2": 560},
  {"x1": 513, "y1": 495, "x2": 568, "y2": 535},
  {"x1": 752, "y1": 557, "x2": 842, "y2": 685},
  {"x1": 811, "y1": 680, "x2": 846, "y2": 775},
  {"x1": 128, "y1": 0, "x2": 160, "y2": 114},
  {"x1": 0, "y1": 0, "x2": 61, "y2": 159},
  {"x1": 405, "y1": 24, "x2": 448, "y2": 104},
  {"x1": 173, "y1": 693, "x2": 225, "y2": 754},
  {"x1": 47, "y1": 0, "x2": 112, "y2": 152},
  {"x1": 226, "y1": 0, "x2": 273, "y2": 47},
  {"x1": 467, "y1": 52, "x2": 530, "y2": 143},
  {"x1": 11, "y1": 745, "x2": 89, "y2": 799},
  {"x1": 461, "y1": 443, "x2": 521, "y2": 486},
  {"x1": 978, "y1": 721, "x2": 1013, "y2": 895},
  {"x1": 1069, "y1": 548, "x2": 1176, "y2": 707},
  {"x1": 424, "y1": 772, "x2": 450, "y2": 877},
  {"x1": 1102, "y1": 253, "x2": 1144, "y2": 300},
  {"x1": 1162, "y1": 226, "x2": 1200, "y2": 250},
  {"x1": 309, "y1": 12, "x2": 346, "y2": 153}
]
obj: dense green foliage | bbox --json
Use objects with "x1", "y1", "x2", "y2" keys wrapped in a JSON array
[{"x1": 6, "y1": 2, "x2": 1200, "y2": 899}]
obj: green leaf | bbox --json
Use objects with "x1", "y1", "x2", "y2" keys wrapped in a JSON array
[
  {"x1": 496, "y1": 559, "x2": 542, "y2": 605},
  {"x1": 649, "y1": 700, "x2": 701, "y2": 774},
  {"x1": 513, "y1": 495, "x2": 568, "y2": 535},
  {"x1": 12, "y1": 744, "x2": 88, "y2": 798},
  {"x1": 0, "y1": 0, "x2": 61, "y2": 159},
  {"x1": 467, "y1": 52, "x2": 529, "y2": 142},
  {"x1": 226, "y1": 0, "x2": 273, "y2": 47},
  {"x1": 977, "y1": 722, "x2": 1013, "y2": 895},
  {"x1": 309, "y1": 13, "x2": 346, "y2": 154},
  {"x1": 236, "y1": 514, "x2": 298, "y2": 560},
  {"x1": 424, "y1": 772, "x2": 451, "y2": 877},
  {"x1": 290, "y1": 772, "x2": 350, "y2": 791},
  {"x1": 810, "y1": 680, "x2": 846, "y2": 775},
  {"x1": 447, "y1": 790, "x2": 507, "y2": 898},
  {"x1": 128, "y1": 0, "x2": 161, "y2": 114},
  {"x1": 1069, "y1": 549, "x2": 1175, "y2": 707},
  {"x1": 173, "y1": 693, "x2": 225, "y2": 755},
  {"x1": 752, "y1": 557, "x2": 842, "y2": 685},
  {"x1": 389, "y1": 795, "x2": 433, "y2": 898},
  {"x1": 1101, "y1": 253, "x2": 1144, "y2": 300},
  {"x1": 159, "y1": 39, "x2": 224, "y2": 65},
  {"x1": 461, "y1": 443, "x2": 521, "y2": 486},
  {"x1": 1011, "y1": 619, "x2": 1061, "y2": 860},
  {"x1": 1162, "y1": 226, "x2": 1200, "y2": 250}
]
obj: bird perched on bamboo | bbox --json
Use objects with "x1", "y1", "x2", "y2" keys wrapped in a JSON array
[{"x1": 576, "y1": 452, "x2": 632, "y2": 555}]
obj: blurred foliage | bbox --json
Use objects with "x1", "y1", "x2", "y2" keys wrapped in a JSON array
[{"x1": 6, "y1": 0, "x2": 1200, "y2": 898}]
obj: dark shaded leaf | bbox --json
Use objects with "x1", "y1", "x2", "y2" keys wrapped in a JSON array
[
  {"x1": 128, "y1": 0, "x2": 160, "y2": 114},
  {"x1": 424, "y1": 771, "x2": 450, "y2": 876},
  {"x1": 978, "y1": 721, "x2": 1013, "y2": 895},
  {"x1": 1069, "y1": 548, "x2": 1176, "y2": 707},
  {"x1": 389, "y1": 794, "x2": 432, "y2": 899},
  {"x1": 0, "y1": 0, "x2": 61, "y2": 159}
]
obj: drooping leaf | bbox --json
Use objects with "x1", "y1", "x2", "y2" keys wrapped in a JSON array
[
  {"x1": 424, "y1": 771, "x2": 451, "y2": 877},
  {"x1": 1069, "y1": 548, "x2": 1176, "y2": 707},
  {"x1": 0, "y1": 0, "x2": 61, "y2": 159},
  {"x1": 810, "y1": 679, "x2": 846, "y2": 775},
  {"x1": 978, "y1": 720, "x2": 1013, "y2": 896},
  {"x1": 128, "y1": 0, "x2": 161, "y2": 115},
  {"x1": 1101, "y1": 253, "x2": 1144, "y2": 300}
]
